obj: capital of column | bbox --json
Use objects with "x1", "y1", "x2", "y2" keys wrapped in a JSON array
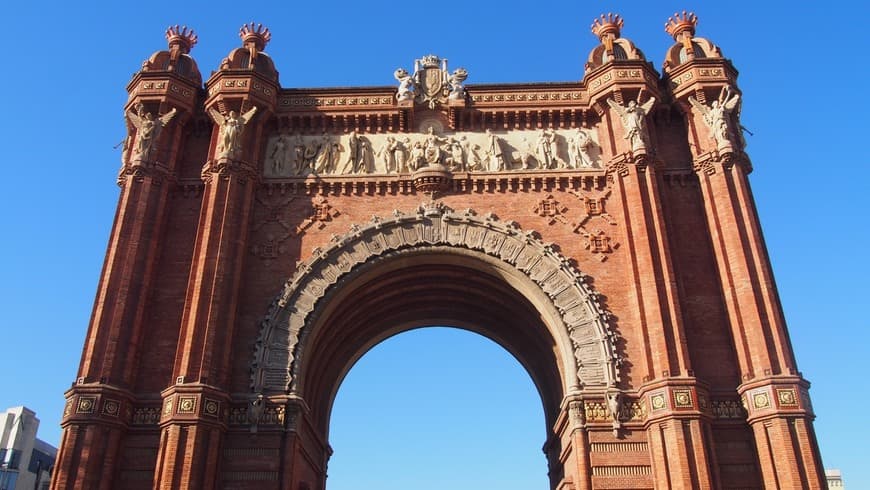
[
  {"x1": 60, "y1": 382, "x2": 135, "y2": 429},
  {"x1": 691, "y1": 141, "x2": 753, "y2": 176},
  {"x1": 159, "y1": 382, "x2": 231, "y2": 429},
  {"x1": 200, "y1": 157, "x2": 259, "y2": 185},
  {"x1": 637, "y1": 377, "x2": 712, "y2": 425},
  {"x1": 737, "y1": 375, "x2": 814, "y2": 423}
]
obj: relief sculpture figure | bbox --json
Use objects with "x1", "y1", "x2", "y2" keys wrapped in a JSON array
[
  {"x1": 269, "y1": 134, "x2": 290, "y2": 175},
  {"x1": 357, "y1": 139, "x2": 374, "y2": 173},
  {"x1": 126, "y1": 104, "x2": 177, "y2": 162},
  {"x1": 607, "y1": 95, "x2": 655, "y2": 152},
  {"x1": 689, "y1": 85, "x2": 741, "y2": 152},
  {"x1": 396, "y1": 137, "x2": 410, "y2": 172},
  {"x1": 485, "y1": 130, "x2": 508, "y2": 171},
  {"x1": 446, "y1": 137, "x2": 466, "y2": 171},
  {"x1": 377, "y1": 136, "x2": 397, "y2": 173},
  {"x1": 568, "y1": 129, "x2": 594, "y2": 168},
  {"x1": 423, "y1": 127, "x2": 448, "y2": 166},
  {"x1": 313, "y1": 133, "x2": 333, "y2": 174},
  {"x1": 341, "y1": 131, "x2": 363, "y2": 174}
]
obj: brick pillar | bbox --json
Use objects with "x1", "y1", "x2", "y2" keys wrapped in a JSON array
[
  {"x1": 603, "y1": 93, "x2": 714, "y2": 488},
  {"x1": 153, "y1": 25, "x2": 278, "y2": 488},
  {"x1": 693, "y1": 155, "x2": 826, "y2": 488},
  {"x1": 52, "y1": 49, "x2": 198, "y2": 488}
]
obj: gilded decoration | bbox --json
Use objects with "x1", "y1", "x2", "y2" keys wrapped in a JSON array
[
  {"x1": 261, "y1": 128, "x2": 602, "y2": 178},
  {"x1": 251, "y1": 204, "x2": 622, "y2": 394}
]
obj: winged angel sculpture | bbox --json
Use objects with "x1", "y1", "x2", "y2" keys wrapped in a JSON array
[
  {"x1": 607, "y1": 95, "x2": 656, "y2": 152},
  {"x1": 689, "y1": 86, "x2": 741, "y2": 151},
  {"x1": 125, "y1": 104, "x2": 177, "y2": 161},
  {"x1": 208, "y1": 106, "x2": 258, "y2": 159}
]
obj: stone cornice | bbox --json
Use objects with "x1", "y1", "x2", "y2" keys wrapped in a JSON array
[{"x1": 250, "y1": 170, "x2": 608, "y2": 196}]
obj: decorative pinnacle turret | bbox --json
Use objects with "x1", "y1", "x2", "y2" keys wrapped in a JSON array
[
  {"x1": 665, "y1": 11, "x2": 698, "y2": 41},
  {"x1": 165, "y1": 25, "x2": 197, "y2": 54},
  {"x1": 591, "y1": 13, "x2": 624, "y2": 41},
  {"x1": 239, "y1": 22, "x2": 271, "y2": 52}
]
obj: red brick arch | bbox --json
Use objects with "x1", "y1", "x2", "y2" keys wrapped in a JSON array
[{"x1": 251, "y1": 202, "x2": 621, "y2": 432}]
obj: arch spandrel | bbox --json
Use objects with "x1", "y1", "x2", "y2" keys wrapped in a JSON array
[{"x1": 251, "y1": 202, "x2": 622, "y2": 400}]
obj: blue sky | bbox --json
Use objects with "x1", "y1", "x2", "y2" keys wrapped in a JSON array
[{"x1": 0, "y1": 1, "x2": 867, "y2": 488}]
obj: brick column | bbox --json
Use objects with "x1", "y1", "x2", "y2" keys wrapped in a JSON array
[
  {"x1": 153, "y1": 24, "x2": 278, "y2": 488},
  {"x1": 605, "y1": 141, "x2": 714, "y2": 489},
  {"x1": 597, "y1": 75, "x2": 715, "y2": 485},
  {"x1": 52, "y1": 49, "x2": 198, "y2": 488},
  {"x1": 693, "y1": 155, "x2": 826, "y2": 488}
]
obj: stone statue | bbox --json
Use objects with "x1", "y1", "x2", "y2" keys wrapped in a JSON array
[
  {"x1": 208, "y1": 106, "x2": 258, "y2": 159},
  {"x1": 568, "y1": 129, "x2": 594, "y2": 168},
  {"x1": 485, "y1": 130, "x2": 508, "y2": 171},
  {"x1": 606, "y1": 391, "x2": 623, "y2": 435},
  {"x1": 607, "y1": 96, "x2": 656, "y2": 152},
  {"x1": 394, "y1": 68, "x2": 416, "y2": 102},
  {"x1": 248, "y1": 393, "x2": 265, "y2": 427},
  {"x1": 447, "y1": 68, "x2": 468, "y2": 100},
  {"x1": 126, "y1": 104, "x2": 177, "y2": 161},
  {"x1": 689, "y1": 86, "x2": 741, "y2": 151}
]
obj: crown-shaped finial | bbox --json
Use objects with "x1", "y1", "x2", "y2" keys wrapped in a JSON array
[
  {"x1": 665, "y1": 11, "x2": 698, "y2": 41},
  {"x1": 165, "y1": 25, "x2": 198, "y2": 54},
  {"x1": 420, "y1": 54, "x2": 441, "y2": 68},
  {"x1": 239, "y1": 22, "x2": 271, "y2": 51},
  {"x1": 591, "y1": 13, "x2": 624, "y2": 41}
]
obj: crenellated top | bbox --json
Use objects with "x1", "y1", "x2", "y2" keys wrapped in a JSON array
[{"x1": 138, "y1": 25, "x2": 202, "y2": 86}]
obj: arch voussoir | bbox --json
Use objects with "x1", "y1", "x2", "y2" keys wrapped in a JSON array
[{"x1": 251, "y1": 201, "x2": 622, "y2": 395}]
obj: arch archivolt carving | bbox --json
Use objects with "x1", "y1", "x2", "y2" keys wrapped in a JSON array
[{"x1": 251, "y1": 201, "x2": 622, "y2": 394}]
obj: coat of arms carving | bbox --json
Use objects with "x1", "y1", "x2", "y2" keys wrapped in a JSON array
[{"x1": 394, "y1": 55, "x2": 468, "y2": 109}]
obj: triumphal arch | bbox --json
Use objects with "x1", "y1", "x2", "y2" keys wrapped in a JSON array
[{"x1": 53, "y1": 13, "x2": 826, "y2": 490}]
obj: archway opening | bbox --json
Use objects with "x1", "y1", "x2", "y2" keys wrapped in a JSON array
[{"x1": 327, "y1": 327, "x2": 548, "y2": 490}]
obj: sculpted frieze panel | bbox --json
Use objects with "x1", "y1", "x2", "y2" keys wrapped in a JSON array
[
  {"x1": 262, "y1": 128, "x2": 602, "y2": 178},
  {"x1": 251, "y1": 204, "x2": 622, "y2": 395}
]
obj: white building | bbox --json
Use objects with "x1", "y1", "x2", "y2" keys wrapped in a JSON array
[
  {"x1": 0, "y1": 407, "x2": 56, "y2": 490},
  {"x1": 826, "y1": 469, "x2": 845, "y2": 489}
]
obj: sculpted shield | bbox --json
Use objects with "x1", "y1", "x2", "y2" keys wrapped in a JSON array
[{"x1": 420, "y1": 66, "x2": 444, "y2": 98}]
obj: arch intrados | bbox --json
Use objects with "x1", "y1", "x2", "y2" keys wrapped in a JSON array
[{"x1": 297, "y1": 248, "x2": 570, "y2": 430}]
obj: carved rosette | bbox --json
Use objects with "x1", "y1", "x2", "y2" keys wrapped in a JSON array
[{"x1": 251, "y1": 204, "x2": 622, "y2": 394}]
